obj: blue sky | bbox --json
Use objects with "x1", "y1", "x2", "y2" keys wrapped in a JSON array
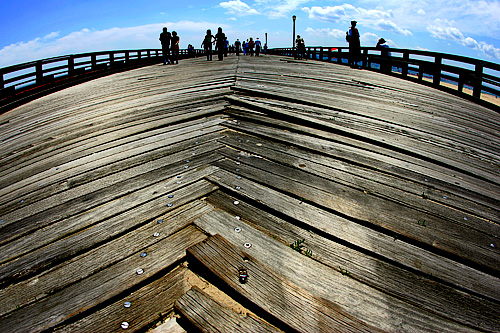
[{"x1": 1, "y1": 0, "x2": 499, "y2": 67}]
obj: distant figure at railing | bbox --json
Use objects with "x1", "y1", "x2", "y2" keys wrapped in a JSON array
[
  {"x1": 295, "y1": 35, "x2": 306, "y2": 60},
  {"x1": 159, "y1": 27, "x2": 172, "y2": 65},
  {"x1": 346, "y1": 20, "x2": 361, "y2": 68},
  {"x1": 214, "y1": 27, "x2": 226, "y2": 61},
  {"x1": 235, "y1": 39, "x2": 241, "y2": 56},
  {"x1": 171, "y1": 31, "x2": 180, "y2": 64},
  {"x1": 376, "y1": 38, "x2": 391, "y2": 73},
  {"x1": 202, "y1": 29, "x2": 214, "y2": 61}
]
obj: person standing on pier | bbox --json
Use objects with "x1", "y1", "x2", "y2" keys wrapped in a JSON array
[
  {"x1": 235, "y1": 39, "x2": 241, "y2": 56},
  {"x1": 376, "y1": 38, "x2": 391, "y2": 73},
  {"x1": 159, "y1": 27, "x2": 172, "y2": 65},
  {"x1": 255, "y1": 38, "x2": 262, "y2": 56},
  {"x1": 171, "y1": 31, "x2": 180, "y2": 64},
  {"x1": 214, "y1": 27, "x2": 226, "y2": 61},
  {"x1": 202, "y1": 29, "x2": 214, "y2": 61},
  {"x1": 346, "y1": 20, "x2": 361, "y2": 68},
  {"x1": 248, "y1": 37, "x2": 255, "y2": 56}
]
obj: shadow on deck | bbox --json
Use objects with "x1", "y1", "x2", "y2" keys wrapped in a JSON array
[{"x1": 0, "y1": 55, "x2": 499, "y2": 332}]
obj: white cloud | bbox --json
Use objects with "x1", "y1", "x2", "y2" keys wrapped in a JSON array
[
  {"x1": 428, "y1": 19, "x2": 500, "y2": 59},
  {"x1": 305, "y1": 27, "x2": 345, "y2": 40},
  {"x1": 264, "y1": 0, "x2": 312, "y2": 18},
  {"x1": 302, "y1": 4, "x2": 392, "y2": 23},
  {"x1": 375, "y1": 19, "x2": 412, "y2": 36},
  {"x1": 219, "y1": 0, "x2": 259, "y2": 16},
  {"x1": 417, "y1": 9, "x2": 426, "y2": 15},
  {"x1": 0, "y1": 21, "x2": 230, "y2": 67}
]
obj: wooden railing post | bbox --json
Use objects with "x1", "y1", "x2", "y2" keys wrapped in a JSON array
[
  {"x1": 433, "y1": 56, "x2": 442, "y2": 86},
  {"x1": 362, "y1": 49, "x2": 368, "y2": 68},
  {"x1": 109, "y1": 52, "x2": 115, "y2": 66},
  {"x1": 0, "y1": 69, "x2": 4, "y2": 89},
  {"x1": 36, "y1": 60, "x2": 43, "y2": 85},
  {"x1": 473, "y1": 63, "x2": 483, "y2": 98},
  {"x1": 125, "y1": 51, "x2": 130, "y2": 63},
  {"x1": 319, "y1": 47, "x2": 324, "y2": 61}
]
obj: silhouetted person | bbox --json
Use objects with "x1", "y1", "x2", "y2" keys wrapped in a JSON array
[
  {"x1": 346, "y1": 20, "x2": 361, "y2": 68},
  {"x1": 159, "y1": 27, "x2": 172, "y2": 65},
  {"x1": 187, "y1": 44, "x2": 195, "y2": 57},
  {"x1": 224, "y1": 37, "x2": 229, "y2": 57},
  {"x1": 214, "y1": 27, "x2": 226, "y2": 61},
  {"x1": 295, "y1": 35, "x2": 306, "y2": 60},
  {"x1": 202, "y1": 29, "x2": 214, "y2": 61},
  {"x1": 376, "y1": 38, "x2": 391, "y2": 73},
  {"x1": 248, "y1": 37, "x2": 254, "y2": 56},
  {"x1": 255, "y1": 38, "x2": 262, "y2": 56},
  {"x1": 235, "y1": 39, "x2": 241, "y2": 56},
  {"x1": 171, "y1": 31, "x2": 180, "y2": 64}
]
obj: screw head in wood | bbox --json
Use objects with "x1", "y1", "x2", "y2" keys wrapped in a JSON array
[
  {"x1": 235, "y1": 227, "x2": 242, "y2": 233},
  {"x1": 124, "y1": 302, "x2": 131, "y2": 308},
  {"x1": 234, "y1": 201, "x2": 239, "y2": 205},
  {"x1": 136, "y1": 268, "x2": 144, "y2": 275},
  {"x1": 157, "y1": 219, "x2": 163, "y2": 224},
  {"x1": 121, "y1": 322, "x2": 129, "y2": 329},
  {"x1": 238, "y1": 268, "x2": 248, "y2": 284},
  {"x1": 168, "y1": 195, "x2": 174, "y2": 198},
  {"x1": 167, "y1": 203, "x2": 173, "y2": 207},
  {"x1": 244, "y1": 243, "x2": 252, "y2": 248},
  {"x1": 140, "y1": 252, "x2": 147, "y2": 257},
  {"x1": 153, "y1": 232, "x2": 160, "y2": 237}
]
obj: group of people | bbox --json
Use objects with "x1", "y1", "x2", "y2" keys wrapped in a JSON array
[
  {"x1": 160, "y1": 22, "x2": 391, "y2": 68},
  {"x1": 159, "y1": 27, "x2": 180, "y2": 65}
]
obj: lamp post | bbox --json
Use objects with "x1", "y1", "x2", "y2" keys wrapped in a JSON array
[{"x1": 292, "y1": 15, "x2": 296, "y2": 59}]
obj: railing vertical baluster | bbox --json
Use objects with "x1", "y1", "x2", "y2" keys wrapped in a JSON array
[
  {"x1": 125, "y1": 51, "x2": 130, "y2": 63},
  {"x1": 402, "y1": 51, "x2": 409, "y2": 78},
  {"x1": 362, "y1": 49, "x2": 368, "y2": 68},
  {"x1": 0, "y1": 69, "x2": 4, "y2": 89},
  {"x1": 109, "y1": 52, "x2": 115, "y2": 66},
  {"x1": 337, "y1": 49, "x2": 341, "y2": 64},
  {"x1": 473, "y1": 63, "x2": 483, "y2": 98},
  {"x1": 36, "y1": 60, "x2": 43, "y2": 85},
  {"x1": 458, "y1": 73, "x2": 464, "y2": 92},
  {"x1": 91, "y1": 54, "x2": 97, "y2": 69},
  {"x1": 320, "y1": 48, "x2": 324, "y2": 62},
  {"x1": 68, "y1": 55, "x2": 74, "y2": 76},
  {"x1": 433, "y1": 56, "x2": 442, "y2": 86}
]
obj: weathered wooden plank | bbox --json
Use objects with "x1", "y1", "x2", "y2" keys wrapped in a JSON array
[
  {"x1": 0, "y1": 225, "x2": 207, "y2": 333},
  {"x1": 0, "y1": 122, "x2": 225, "y2": 212},
  {"x1": 193, "y1": 210, "x2": 476, "y2": 332},
  {"x1": 228, "y1": 93, "x2": 500, "y2": 166},
  {"x1": 212, "y1": 156, "x2": 499, "y2": 275},
  {"x1": 0, "y1": 175, "x2": 218, "y2": 285},
  {"x1": 0, "y1": 148, "x2": 222, "y2": 246},
  {"x1": 0, "y1": 200, "x2": 213, "y2": 317},
  {"x1": 0, "y1": 113, "x2": 226, "y2": 193},
  {"x1": 58, "y1": 266, "x2": 189, "y2": 332},
  {"x1": 221, "y1": 117, "x2": 500, "y2": 206},
  {"x1": 205, "y1": 190, "x2": 500, "y2": 331},
  {"x1": 175, "y1": 286, "x2": 283, "y2": 333},
  {"x1": 205, "y1": 169, "x2": 500, "y2": 303},
  {"x1": 187, "y1": 234, "x2": 382, "y2": 333},
  {"x1": 219, "y1": 131, "x2": 499, "y2": 223}
]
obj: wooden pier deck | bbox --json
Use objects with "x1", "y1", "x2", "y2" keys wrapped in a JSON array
[{"x1": 0, "y1": 55, "x2": 499, "y2": 332}]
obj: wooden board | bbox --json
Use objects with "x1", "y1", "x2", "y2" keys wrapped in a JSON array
[{"x1": 175, "y1": 286, "x2": 283, "y2": 333}]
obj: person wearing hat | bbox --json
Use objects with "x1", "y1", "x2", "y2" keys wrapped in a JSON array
[
  {"x1": 346, "y1": 20, "x2": 361, "y2": 68},
  {"x1": 235, "y1": 38, "x2": 241, "y2": 56},
  {"x1": 376, "y1": 38, "x2": 391, "y2": 73}
]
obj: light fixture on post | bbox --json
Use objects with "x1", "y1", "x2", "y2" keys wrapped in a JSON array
[{"x1": 292, "y1": 15, "x2": 296, "y2": 59}]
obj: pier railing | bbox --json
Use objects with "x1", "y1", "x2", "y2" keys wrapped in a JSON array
[
  {"x1": 0, "y1": 48, "x2": 201, "y2": 112},
  {"x1": 268, "y1": 47, "x2": 500, "y2": 111}
]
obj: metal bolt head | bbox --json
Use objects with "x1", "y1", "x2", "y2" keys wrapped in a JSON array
[
  {"x1": 140, "y1": 252, "x2": 147, "y2": 257},
  {"x1": 136, "y1": 268, "x2": 144, "y2": 275},
  {"x1": 244, "y1": 243, "x2": 252, "y2": 248},
  {"x1": 153, "y1": 232, "x2": 160, "y2": 237},
  {"x1": 157, "y1": 219, "x2": 163, "y2": 224},
  {"x1": 234, "y1": 201, "x2": 239, "y2": 205},
  {"x1": 167, "y1": 203, "x2": 173, "y2": 207},
  {"x1": 121, "y1": 322, "x2": 129, "y2": 329},
  {"x1": 124, "y1": 301, "x2": 131, "y2": 308},
  {"x1": 235, "y1": 227, "x2": 242, "y2": 233},
  {"x1": 168, "y1": 195, "x2": 174, "y2": 198}
]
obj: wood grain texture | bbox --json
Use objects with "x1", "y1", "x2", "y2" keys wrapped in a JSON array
[
  {"x1": 175, "y1": 286, "x2": 283, "y2": 333},
  {"x1": 187, "y1": 234, "x2": 382, "y2": 333}
]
